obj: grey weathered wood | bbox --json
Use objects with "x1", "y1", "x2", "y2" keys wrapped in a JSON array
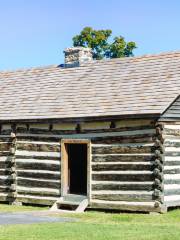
[
  {"x1": 92, "y1": 134, "x2": 155, "y2": 144},
  {"x1": 165, "y1": 152, "x2": 180, "y2": 156},
  {"x1": 165, "y1": 161, "x2": 180, "y2": 166},
  {"x1": 16, "y1": 195, "x2": 57, "y2": 205},
  {"x1": 17, "y1": 178, "x2": 60, "y2": 189},
  {"x1": 15, "y1": 154, "x2": 60, "y2": 160},
  {"x1": 165, "y1": 188, "x2": 180, "y2": 196},
  {"x1": 15, "y1": 151, "x2": 60, "y2": 160},
  {"x1": 82, "y1": 125, "x2": 155, "y2": 133},
  {"x1": 15, "y1": 124, "x2": 154, "y2": 136},
  {"x1": 92, "y1": 172, "x2": 154, "y2": 181},
  {"x1": 92, "y1": 145, "x2": 155, "y2": 154},
  {"x1": 16, "y1": 162, "x2": 60, "y2": 171},
  {"x1": 89, "y1": 200, "x2": 161, "y2": 212},
  {"x1": 92, "y1": 182, "x2": 154, "y2": 191},
  {"x1": 0, "y1": 118, "x2": 159, "y2": 211},
  {"x1": 16, "y1": 142, "x2": 60, "y2": 152},
  {"x1": 164, "y1": 128, "x2": 180, "y2": 136},
  {"x1": 164, "y1": 168, "x2": 180, "y2": 174},
  {"x1": 92, "y1": 163, "x2": 152, "y2": 171},
  {"x1": 92, "y1": 154, "x2": 154, "y2": 162},
  {"x1": 164, "y1": 178, "x2": 180, "y2": 184},
  {"x1": 17, "y1": 188, "x2": 60, "y2": 197},
  {"x1": 165, "y1": 141, "x2": 180, "y2": 147},
  {"x1": 0, "y1": 178, "x2": 13, "y2": 185},
  {"x1": 17, "y1": 171, "x2": 60, "y2": 180},
  {"x1": 92, "y1": 192, "x2": 154, "y2": 202},
  {"x1": 0, "y1": 143, "x2": 11, "y2": 151}
]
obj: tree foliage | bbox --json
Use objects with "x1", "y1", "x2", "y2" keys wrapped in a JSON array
[{"x1": 73, "y1": 27, "x2": 137, "y2": 59}]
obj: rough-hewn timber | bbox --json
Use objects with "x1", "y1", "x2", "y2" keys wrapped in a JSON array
[
  {"x1": 0, "y1": 119, "x2": 167, "y2": 212},
  {"x1": 161, "y1": 124, "x2": 180, "y2": 208}
]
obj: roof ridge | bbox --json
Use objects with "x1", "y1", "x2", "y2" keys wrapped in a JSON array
[
  {"x1": 91, "y1": 50, "x2": 180, "y2": 65},
  {"x1": 1, "y1": 50, "x2": 180, "y2": 74}
]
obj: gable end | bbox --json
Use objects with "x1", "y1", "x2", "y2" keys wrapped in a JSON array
[{"x1": 160, "y1": 95, "x2": 180, "y2": 121}]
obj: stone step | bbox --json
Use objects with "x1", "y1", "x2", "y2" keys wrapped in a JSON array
[
  {"x1": 57, "y1": 200, "x2": 80, "y2": 206},
  {"x1": 50, "y1": 194, "x2": 89, "y2": 213},
  {"x1": 62, "y1": 194, "x2": 87, "y2": 203}
]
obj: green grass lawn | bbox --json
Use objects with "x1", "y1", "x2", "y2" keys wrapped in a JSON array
[{"x1": 0, "y1": 204, "x2": 180, "y2": 240}]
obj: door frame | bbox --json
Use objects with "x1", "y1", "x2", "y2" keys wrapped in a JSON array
[{"x1": 60, "y1": 139, "x2": 91, "y2": 200}]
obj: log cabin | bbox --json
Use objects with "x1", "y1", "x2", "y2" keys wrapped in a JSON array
[{"x1": 0, "y1": 47, "x2": 180, "y2": 213}]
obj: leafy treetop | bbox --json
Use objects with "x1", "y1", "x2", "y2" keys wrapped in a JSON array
[{"x1": 72, "y1": 27, "x2": 137, "y2": 60}]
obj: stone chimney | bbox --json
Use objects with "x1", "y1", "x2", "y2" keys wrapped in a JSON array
[{"x1": 64, "y1": 47, "x2": 93, "y2": 67}]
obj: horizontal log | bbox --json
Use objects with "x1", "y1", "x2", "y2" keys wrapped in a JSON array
[
  {"x1": 20, "y1": 128, "x2": 76, "y2": 135},
  {"x1": 0, "y1": 186, "x2": 14, "y2": 193},
  {"x1": 92, "y1": 181, "x2": 154, "y2": 191},
  {"x1": 164, "y1": 179, "x2": 180, "y2": 184},
  {"x1": 17, "y1": 177, "x2": 60, "y2": 189},
  {"x1": 15, "y1": 155, "x2": 60, "y2": 161},
  {"x1": 92, "y1": 154, "x2": 154, "y2": 162},
  {"x1": 82, "y1": 125, "x2": 155, "y2": 133},
  {"x1": 0, "y1": 162, "x2": 9, "y2": 169},
  {"x1": 89, "y1": 200, "x2": 161, "y2": 212},
  {"x1": 92, "y1": 162, "x2": 152, "y2": 171},
  {"x1": 92, "y1": 144, "x2": 156, "y2": 155},
  {"x1": 165, "y1": 152, "x2": 180, "y2": 157},
  {"x1": 17, "y1": 187, "x2": 60, "y2": 197},
  {"x1": 16, "y1": 195, "x2": 58, "y2": 205},
  {"x1": 164, "y1": 173, "x2": 180, "y2": 183},
  {"x1": 165, "y1": 188, "x2": 180, "y2": 196},
  {"x1": 16, "y1": 142, "x2": 60, "y2": 152},
  {"x1": 164, "y1": 167, "x2": 180, "y2": 174},
  {"x1": 92, "y1": 171, "x2": 154, "y2": 181},
  {"x1": 0, "y1": 193, "x2": 14, "y2": 202},
  {"x1": 0, "y1": 169, "x2": 14, "y2": 175},
  {"x1": 165, "y1": 161, "x2": 180, "y2": 166},
  {"x1": 25, "y1": 125, "x2": 154, "y2": 135},
  {"x1": 91, "y1": 134, "x2": 155, "y2": 144},
  {"x1": 17, "y1": 170, "x2": 60, "y2": 180},
  {"x1": 0, "y1": 137, "x2": 11, "y2": 143},
  {"x1": 15, "y1": 150, "x2": 60, "y2": 160},
  {"x1": 17, "y1": 136, "x2": 61, "y2": 142},
  {"x1": 0, "y1": 151, "x2": 12, "y2": 158},
  {"x1": 0, "y1": 156, "x2": 12, "y2": 162},
  {"x1": 16, "y1": 162, "x2": 60, "y2": 171},
  {"x1": 164, "y1": 128, "x2": 180, "y2": 136},
  {"x1": 0, "y1": 177, "x2": 13, "y2": 185},
  {"x1": 1, "y1": 130, "x2": 11, "y2": 135},
  {"x1": 164, "y1": 195, "x2": 180, "y2": 202},
  {"x1": 16, "y1": 129, "x2": 156, "y2": 141},
  {"x1": 165, "y1": 141, "x2": 180, "y2": 147},
  {"x1": 16, "y1": 158, "x2": 60, "y2": 164},
  {"x1": 165, "y1": 200, "x2": 180, "y2": 208},
  {"x1": 165, "y1": 147, "x2": 180, "y2": 152},
  {"x1": 92, "y1": 190, "x2": 154, "y2": 202},
  {"x1": 0, "y1": 143, "x2": 12, "y2": 151},
  {"x1": 0, "y1": 192, "x2": 15, "y2": 198}
]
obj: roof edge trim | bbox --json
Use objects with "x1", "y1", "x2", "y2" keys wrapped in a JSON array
[{"x1": 0, "y1": 113, "x2": 160, "y2": 124}]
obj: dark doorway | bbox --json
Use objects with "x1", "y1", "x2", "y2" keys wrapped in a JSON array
[{"x1": 67, "y1": 144, "x2": 87, "y2": 195}]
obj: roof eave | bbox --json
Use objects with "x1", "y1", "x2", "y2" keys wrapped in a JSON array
[{"x1": 0, "y1": 113, "x2": 161, "y2": 124}]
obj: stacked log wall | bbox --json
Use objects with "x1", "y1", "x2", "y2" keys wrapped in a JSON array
[
  {"x1": 162, "y1": 123, "x2": 180, "y2": 208},
  {"x1": 0, "y1": 119, "x2": 165, "y2": 212},
  {"x1": 0, "y1": 124, "x2": 16, "y2": 203},
  {"x1": 15, "y1": 124, "x2": 61, "y2": 205},
  {"x1": 90, "y1": 120, "x2": 163, "y2": 212}
]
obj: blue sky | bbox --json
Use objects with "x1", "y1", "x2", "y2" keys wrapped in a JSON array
[{"x1": 0, "y1": 0, "x2": 180, "y2": 70}]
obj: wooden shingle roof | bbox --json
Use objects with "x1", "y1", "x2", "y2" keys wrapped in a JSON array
[{"x1": 0, "y1": 51, "x2": 180, "y2": 121}]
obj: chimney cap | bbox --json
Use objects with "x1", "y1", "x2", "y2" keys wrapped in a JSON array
[{"x1": 64, "y1": 47, "x2": 92, "y2": 54}]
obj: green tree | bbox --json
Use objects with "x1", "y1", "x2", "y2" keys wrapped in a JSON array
[{"x1": 73, "y1": 27, "x2": 137, "y2": 59}]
